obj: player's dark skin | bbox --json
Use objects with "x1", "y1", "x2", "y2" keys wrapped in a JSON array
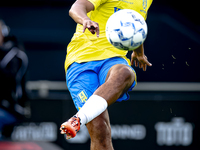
[
  {"x1": 0, "y1": 23, "x2": 4, "y2": 46},
  {"x1": 67, "y1": 0, "x2": 152, "y2": 149}
]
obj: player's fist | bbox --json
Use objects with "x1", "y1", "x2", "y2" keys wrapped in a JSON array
[{"x1": 82, "y1": 19, "x2": 99, "y2": 37}]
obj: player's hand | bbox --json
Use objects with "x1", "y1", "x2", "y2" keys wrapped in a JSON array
[
  {"x1": 82, "y1": 19, "x2": 99, "y2": 37},
  {"x1": 131, "y1": 45, "x2": 152, "y2": 71}
]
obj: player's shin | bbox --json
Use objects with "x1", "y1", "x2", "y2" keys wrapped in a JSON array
[
  {"x1": 60, "y1": 94, "x2": 108, "y2": 139},
  {"x1": 76, "y1": 94, "x2": 108, "y2": 127}
]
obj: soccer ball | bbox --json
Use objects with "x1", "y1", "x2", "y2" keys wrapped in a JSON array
[{"x1": 106, "y1": 9, "x2": 148, "y2": 51}]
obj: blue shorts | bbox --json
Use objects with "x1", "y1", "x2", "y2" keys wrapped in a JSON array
[{"x1": 66, "y1": 57, "x2": 137, "y2": 111}]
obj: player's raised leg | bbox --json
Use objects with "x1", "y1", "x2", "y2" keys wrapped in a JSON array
[
  {"x1": 94, "y1": 64, "x2": 135, "y2": 105},
  {"x1": 61, "y1": 64, "x2": 135, "y2": 139}
]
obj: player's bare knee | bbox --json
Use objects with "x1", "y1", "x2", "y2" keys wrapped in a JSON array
[
  {"x1": 117, "y1": 66, "x2": 135, "y2": 85},
  {"x1": 90, "y1": 120, "x2": 112, "y2": 142}
]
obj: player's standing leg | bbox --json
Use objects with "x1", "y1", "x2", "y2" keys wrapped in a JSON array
[
  {"x1": 86, "y1": 110, "x2": 114, "y2": 150},
  {"x1": 84, "y1": 64, "x2": 134, "y2": 150}
]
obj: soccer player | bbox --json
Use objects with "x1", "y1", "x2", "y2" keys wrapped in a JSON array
[{"x1": 61, "y1": 0, "x2": 153, "y2": 149}]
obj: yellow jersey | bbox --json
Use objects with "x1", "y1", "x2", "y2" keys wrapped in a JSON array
[{"x1": 65, "y1": 0, "x2": 153, "y2": 72}]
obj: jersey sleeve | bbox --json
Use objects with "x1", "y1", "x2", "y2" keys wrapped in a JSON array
[
  {"x1": 145, "y1": 0, "x2": 153, "y2": 20},
  {"x1": 87, "y1": 0, "x2": 108, "y2": 10}
]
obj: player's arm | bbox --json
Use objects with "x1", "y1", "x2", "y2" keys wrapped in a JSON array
[
  {"x1": 69, "y1": 0, "x2": 99, "y2": 37},
  {"x1": 131, "y1": 44, "x2": 152, "y2": 71}
]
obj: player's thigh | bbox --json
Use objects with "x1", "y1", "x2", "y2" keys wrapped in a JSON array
[
  {"x1": 67, "y1": 70, "x2": 99, "y2": 111},
  {"x1": 98, "y1": 57, "x2": 137, "y2": 102},
  {"x1": 99, "y1": 57, "x2": 136, "y2": 86}
]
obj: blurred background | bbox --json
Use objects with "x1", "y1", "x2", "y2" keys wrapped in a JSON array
[{"x1": 0, "y1": 0, "x2": 199, "y2": 150}]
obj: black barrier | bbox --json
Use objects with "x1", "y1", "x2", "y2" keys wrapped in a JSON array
[{"x1": 9, "y1": 90, "x2": 200, "y2": 150}]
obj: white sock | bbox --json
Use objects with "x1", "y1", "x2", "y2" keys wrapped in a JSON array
[{"x1": 76, "y1": 94, "x2": 108, "y2": 127}]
